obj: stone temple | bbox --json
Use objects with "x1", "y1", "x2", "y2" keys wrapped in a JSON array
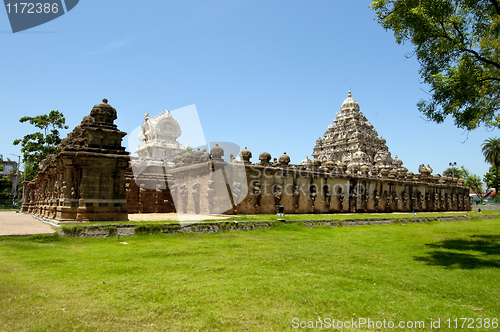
[{"x1": 22, "y1": 95, "x2": 472, "y2": 222}]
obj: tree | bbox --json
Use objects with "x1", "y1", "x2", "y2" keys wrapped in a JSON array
[
  {"x1": 442, "y1": 166, "x2": 464, "y2": 178},
  {"x1": 13, "y1": 110, "x2": 69, "y2": 180},
  {"x1": 461, "y1": 166, "x2": 484, "y2": 198},
  {"x1": 0, "y1": 164, "x2": 11, "y2": 199},
  {"x1": 481, "y1": 137, "x2": 500, "y2": 194},
  {"x1": 181, "y1": 146, "x2": 207, "y2": 155},
  {"x1": 370, "y1": 0, "x2": 500, "y2": 130},
  {"x1": 483, "y1": 165, "x2": 497, "y2": 188}
]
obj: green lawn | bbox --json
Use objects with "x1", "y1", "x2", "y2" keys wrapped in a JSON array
[{"x1": 1, "y1": 219, "x2": 499, "y2": 331}]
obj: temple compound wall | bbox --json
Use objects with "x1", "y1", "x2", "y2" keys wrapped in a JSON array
[
  {"x1": 163, "y1": 147, "x2": 471, "y2": 215},
  {"x1": 22, "y1": 99, "x2": 130, "y2": 221}
]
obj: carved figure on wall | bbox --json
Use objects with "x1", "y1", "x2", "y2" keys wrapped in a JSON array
[
  {"x1": 293, "y1": 185, "x2": 300, "y2": 212},
  {"x1": 323, "y1": 184, "x2": 331, "y2": 208},
  {"x1": 273, "y1": 184, "x2": 283, "y2": 209},
  {"x1": 207, "y1": 181, "x2": 215, "y2": 210},
  {"x1": 139, "y1": 183, "x2": 147, "y2": 213},
  {"x1": 232, "y1": 182, "x2": 242, "y2": 213},
  {"x1": 373, "y1": 190, "x2": 380, "y2": 211},
  {"x1": 309, "y1": 184, "x2": 317, "y2": 210},
  {"x1": 170, "y1": 184, "x2": 178, "y2": 209},
  {"x1": 192, "y1": 182, "x2": 201, "y2": 214},
  {"x1": 180, "y1": 184, "x2": 188, "y2": 214},
  {"x1": 384, "y1": 191, "x2": 392, "y2": 212},
  {"x1": 402, "y1": 192, "x2": 408, "y2": 211},
  {"x1": 350, "y1": 188, "x2": 358, "y2": 212},
  {"x1": 155, "y1": 184, "x2": 163, "y2": 213},
  {"x1": 433, "y1": 192, "x2": 439, "y2": 210},
  {"x1": 392, "y1": 192, "x2": 399, "y2": 209},
  {"x1": 418, "y1": 192, "x2": 424, "y2": 210},
  {"x1": 410, "y1": 192, "x2": 416, "y2": 211},
  {"x1": 253, "y1": 181, "x2": 262, "y2": 207}
]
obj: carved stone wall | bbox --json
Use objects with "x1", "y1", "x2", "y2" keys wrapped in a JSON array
[{"x1": 22, "y1": 99, "x2": 130, "y2": 221}]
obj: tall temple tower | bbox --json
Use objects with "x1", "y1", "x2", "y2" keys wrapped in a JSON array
[{"x1": 312, "y1": 91, "x2": 399, "y2": 169}]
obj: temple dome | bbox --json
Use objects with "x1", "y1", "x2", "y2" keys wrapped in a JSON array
[{"x1": 341, "y1": 91, "x2": 360, "y2": 112}]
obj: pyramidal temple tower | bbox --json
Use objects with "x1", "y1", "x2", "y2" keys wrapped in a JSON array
[{"x1": 312, "y1": 91, "x2": 401, "y2": 169}]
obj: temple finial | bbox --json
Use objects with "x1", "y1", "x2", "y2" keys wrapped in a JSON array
[{"x1": 347, "y1": 90, "x2": 352, "y2": 98}]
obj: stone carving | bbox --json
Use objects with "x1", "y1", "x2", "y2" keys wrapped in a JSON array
[
  {"x1": 384, "y1": 191, "x2": 392, "y2": 212},
  {"x1": 301, "y1": 156, "x2": 311, "y2": 166},
  {"x1": 373, "y1": 190, "x2": 380, "y2": 211},
  {"x1": 259, "y1": 152, "x2": 271, "y2": 165},
  {"x1": 279, "y1": 152, "x2": 290, "y2": 166},
  {"x1": 232, "y1": 182, "x2": 242, "y2": 212},
  {"x1": 180, "y1": 184, "x2": 188, "y2": 214},
  {"x1": 309, "y1": 184, "x2": 317, "y2": 210},
  {"x1": 210, "y1": 144, "x2": 224, "y2": 160},
  {"x1": 402, "y1": 192, "x2": 408, "y2": 210},
  {"x1": 155, "y1": 184, "x2": 163, "y2": 213},
  {"x1": 323, "y1": 184, "x2": 331, "y2": 208},
  {"x1": 239, "y1": 147, "x2": 252, "y2": 164},
  {"x1": 253, "y1": 181, "x2": 262, "y2": 207},
  {"x1": 206, "y1": 181, "x2": 215, "y2": 210},
  {"x1": 192, "y1": 182, "x2": 201, "y2": 214},
  {"x1": 338, "y1": 188, "x2": 344, "y2": 212},
  {"x1": 293, "y1": 185, "x2": 300, "y2": 212},
  {"x1": 273, "y1": 184, "x2": 283, "y2": 210}
]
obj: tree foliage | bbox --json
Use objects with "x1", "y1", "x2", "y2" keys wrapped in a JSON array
[
  {"x1": 442, "y1": 166, "x2": 464, "y2": 178},
  {"x1": 13, "y1": 110, "x2": 69, "y2": 180},
  {"x1": 461, "y1": 166, "x2": 484, "y2": 197},
  {"x1": 481, "y1": 137, "x2": 500, "y2": 194},
  {"x1": 0, "y1": 164, "x2": 11, "y2": 199},
  {"x1": 483, "y1": 165, "x2": 497, "y2": 188},
  {"x1": 371, "y1": 0, "x2": 500, "y2": 130}
]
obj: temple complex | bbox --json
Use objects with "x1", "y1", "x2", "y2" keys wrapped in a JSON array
[{"x1": 22, "y1": 94, "x2": 472, "y2": 222}]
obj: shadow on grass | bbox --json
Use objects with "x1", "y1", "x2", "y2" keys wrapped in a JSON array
[{"x1": 415, "y1": 235, "x2": 500, "y2": 269}]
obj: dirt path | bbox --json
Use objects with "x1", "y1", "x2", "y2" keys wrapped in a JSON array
[{"x1": 0, "y1": 211, "x2": 56, "y2": 236}]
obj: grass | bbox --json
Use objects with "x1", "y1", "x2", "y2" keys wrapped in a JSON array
[{"x1": 1, "y1": 219, "x2": 500, "y2": 331}]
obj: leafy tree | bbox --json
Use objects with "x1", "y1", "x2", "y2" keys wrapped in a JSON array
[
  {"x1": 442, "y1": 166, "x2": 464, "y2": 178},
  {"x1": 461, "y1": 166, "x2": 484, "y2": 197},
  {"x1": 13, "y1": 110, "x2": 68, "y2": 180},
  {"x1": 483, "y1": 165, "x2": 497, "y2": 188},
  {"x1": 370, "y1": 0, "x2": 500, "y2": 130},
  {"x1": 0, "y1": 164, "x2": 11, "y2": 199},
  {"x1": 481, "y1": 137, "x2": 500, "y2": 194},
  {"x1": 181, "y1": 146, "x2": 207, "y2": 155}
]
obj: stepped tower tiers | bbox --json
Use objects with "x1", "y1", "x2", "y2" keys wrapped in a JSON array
[
  {"x1": 134, "y1": 111, "x2": 185, "y2": 166},
  {"x1": 312, "y1": 91, "x2": 402, "y2": 171}
]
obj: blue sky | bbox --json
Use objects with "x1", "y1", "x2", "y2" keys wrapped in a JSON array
[{"x1": 1, "y1": 0, "x2": 497, "y2": 178}]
